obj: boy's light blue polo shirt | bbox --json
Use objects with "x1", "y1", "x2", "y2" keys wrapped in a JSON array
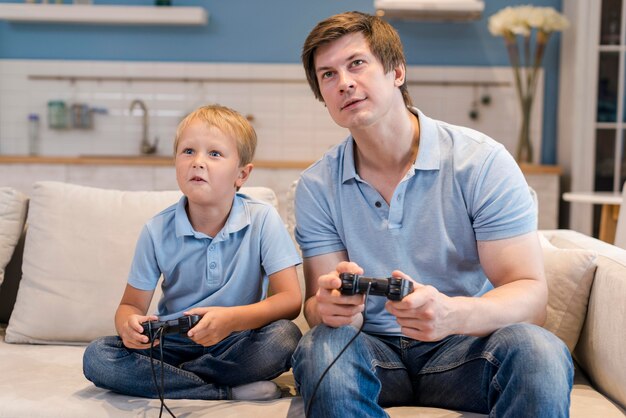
[
  {"x1": 128, "y1": 193, "x2": 301, "y2": 321},
  {"x1": 295, "y1": 107, "x2": 536, "y2": 336}
]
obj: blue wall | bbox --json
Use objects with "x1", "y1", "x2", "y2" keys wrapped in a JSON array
[{"x1": 0, "y1": 0, "x2": 563, "y2": 163}]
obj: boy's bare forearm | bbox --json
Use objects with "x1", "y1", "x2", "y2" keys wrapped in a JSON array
[
  {"x1": 230, "y1": 290, "x2": 302, "y2": 331},
  {"x1": 114, "y1": 303, "x2": 147, "y2": 334}
]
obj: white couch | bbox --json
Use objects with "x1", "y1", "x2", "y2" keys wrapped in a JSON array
[{"x1": 0, "y1": 181, "x2": 624, "y2": 418}]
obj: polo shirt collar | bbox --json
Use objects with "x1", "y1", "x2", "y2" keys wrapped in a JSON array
[
  {"x1": 410, "y1": 107, "x2": 441, "y2": 171},
  {"x1": 340, "y1": 106, "x2": 440, "y2": 184},
  {"x1": 174, "y1": 194, "x2": 250, "y2": 240},
  {"x1": 341, "y1": 138, "x2": 358, "y2": 183}
]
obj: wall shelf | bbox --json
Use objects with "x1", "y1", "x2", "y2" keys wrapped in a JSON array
[
  {"x1": 27, "y1": 74, "x2": 509, "y2": 88},
  {"x1": 0, "y1": 4, "x2": 208, "y2": 26}
]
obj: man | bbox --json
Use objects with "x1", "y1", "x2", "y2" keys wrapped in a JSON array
[{"x1": 292, "y1": 11, "x2": 573, "y2": 418}]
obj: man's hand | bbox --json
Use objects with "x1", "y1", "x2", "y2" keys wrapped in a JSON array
[
  {"x1": 316, "y1": 261, "x2": 366, "y2": 328},
  {"x1": 385, "y1": 270, "x2": 457, "y2": 342}
]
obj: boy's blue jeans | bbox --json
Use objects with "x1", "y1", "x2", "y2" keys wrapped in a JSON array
[
  {"x1": 293, "y1": 323, "x2": 573, "y2": 418},
  {"x1": 83, "y1": 319, "x2": 301, "y2": 400}
]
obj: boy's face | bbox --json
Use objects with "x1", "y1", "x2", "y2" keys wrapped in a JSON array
[
  {"x1": 175, "y1": 119, "x2": 250, "y2": 207},
  {"x1": 314, "y1": 32, "x2": 405, "y2": 130}
]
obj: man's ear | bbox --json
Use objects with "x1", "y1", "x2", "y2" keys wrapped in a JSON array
[
  {"x1": 235, "y1": 163, "x2": 254, "y2": 188},
  {"x1": 393, "y1": 63, "x2": 406, "y2": 87}
]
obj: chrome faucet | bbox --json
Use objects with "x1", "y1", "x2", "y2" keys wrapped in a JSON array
[{"x1": 129, "y1": 99, "x2": 158, "y2": 155}]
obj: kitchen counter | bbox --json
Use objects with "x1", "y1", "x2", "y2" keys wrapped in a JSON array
[
  {"x1": 0, "y1": 156, "x2": 308, "y2": 221},
  {"x1": 0, "y1": 156, "x2": 560, "y2": 173},
  {"x1": 518, "y1": 162, "x2": 562, "y2": 175},
  {"x1": 0, "y1": 155, "x2": 311, "y2": 169}
]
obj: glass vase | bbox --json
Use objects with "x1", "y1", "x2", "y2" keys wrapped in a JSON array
[{"x1": 516, "y1": 95, "x2": 534, "y2": 164}]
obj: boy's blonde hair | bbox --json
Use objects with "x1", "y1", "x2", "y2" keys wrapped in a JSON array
[{"x1": 174, "y1": 104, "x2": 257, "y2": 166}]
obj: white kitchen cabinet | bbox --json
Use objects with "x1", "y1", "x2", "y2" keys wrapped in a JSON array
[
  {"x1": 521, "y1": 164, "x2": 561, "y2": 230},
  {"x1": 0, "y1": 157, "x2": 301, "y2": 222},
  {"x1": 0, "y1": 163, "x2": 66, "y2": 193},
  {"x1": 65, "y1": 166, "x2": 156, "y2": 192},
  {"x1": 0, "y1": 158, "x2": 170, "y2": 194}
]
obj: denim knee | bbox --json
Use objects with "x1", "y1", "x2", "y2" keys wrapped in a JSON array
[
  {"x1": 82, "y1": 336, "x2": 121, "y2": 386},
  {"x1": 270, "y1": 319, "x2": 303, "y2": 360},
  {"x1": 491, "y1": 324, "x2": 573, "y2": 380},
  {"x1": 293, "y1": 325, "x2": 359, "y2": 372},
  {"x1": 292, "y1": 324, "x2": 366, "y2": 391},
  {"x1": 488, "y1": 323, "x2": 573, "y2": 412},
  {"x1": 219, "y1": 319, "x2": 302, "y2": 383}
]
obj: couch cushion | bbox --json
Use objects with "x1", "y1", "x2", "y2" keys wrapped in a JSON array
[
  {"x1": 0, "y1": 187, "x2": 28, "y2": 288},
  {"x1": 539, "y1": 234, "x2": 597, "y2": 352},
  {"x1": 2, "y1": 324, "x2": 625, "y2": 418},
  {"x1": 5, "y1": 181, "x2": 279, "y2": 345}
]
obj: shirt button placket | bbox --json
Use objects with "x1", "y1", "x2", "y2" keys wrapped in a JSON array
[{"x1": 207, "y1": 244, "x2": 218, "y2": 285}]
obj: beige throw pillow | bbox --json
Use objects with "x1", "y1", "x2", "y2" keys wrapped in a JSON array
[
  {"x1": 0, "y1": 187, "x2": 28, "y2": 287},
  {"x1": 5, "y1": 181, "x2": 278, "y2": 345},
  {"x1": 540, "y1": 233, "x2": 597, "y2": 352}
]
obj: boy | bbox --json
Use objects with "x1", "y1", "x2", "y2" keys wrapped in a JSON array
[
  {"x1": 292, "y1": 11, "x2": 573, "y2": 417},
  {"x1": 83, "y1": 104, "x2": 302, "y2": 401}
]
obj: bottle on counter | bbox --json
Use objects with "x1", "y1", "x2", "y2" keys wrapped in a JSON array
[
  {"x1": 28, "y1": 113, "x2": 40, "y2": 156},
  {"x1": 47, "y1": 100, "x2": 68, "y2": 129}
]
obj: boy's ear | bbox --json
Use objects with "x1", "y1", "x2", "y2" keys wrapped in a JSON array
[{"x1": 235, "y1": 163, "x2": 254, "y2": 188}]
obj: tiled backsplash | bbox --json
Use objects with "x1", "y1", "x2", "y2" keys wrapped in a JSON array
[{"x1": 0, "y1": 60, "x2": 543, "y2": 163}]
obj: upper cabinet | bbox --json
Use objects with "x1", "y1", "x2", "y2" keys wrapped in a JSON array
[{"x1": 0, "y1": 3, "x2": 208, "y2": 25}]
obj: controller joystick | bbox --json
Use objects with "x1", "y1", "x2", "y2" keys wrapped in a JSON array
[{"x1": 339, "y1": 273, "x2": 413, "y2": 301}]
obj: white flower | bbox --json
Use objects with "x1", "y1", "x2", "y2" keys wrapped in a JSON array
[
  {"x1": 540, "y1": 7, "x2": 569, "y2": 32},
  {"x1": 488, "y1": 5, "x2": 569, "y2": 36},
  {"x1": 488, "y1": 7, "x2": 516, "y2": 36}
]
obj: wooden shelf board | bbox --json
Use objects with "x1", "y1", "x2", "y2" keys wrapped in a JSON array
[
  {"x1": 0, "y1": 155, "x2": 312, "y2": 169},
  {"x1": 0, "y1": 4, "x2": 208, "y2": 26}
]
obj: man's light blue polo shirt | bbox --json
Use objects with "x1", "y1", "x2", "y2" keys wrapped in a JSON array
[
  {"x1": 128, "y1": 193, "x2": 301, "y2": 321},
  {"x1": 295, "y1": 107, "x2": 536, "y2": 336}
]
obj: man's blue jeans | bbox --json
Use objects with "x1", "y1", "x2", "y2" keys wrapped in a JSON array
[
  {"x1": 83, "y1": 319, "x2": 301, "y2": 399},
  {"x1": 293, "y1": 323, "x2": 573, "y2": 417}
]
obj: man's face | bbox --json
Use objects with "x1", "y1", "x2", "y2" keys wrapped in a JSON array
[{"x1": 314, "y1": 32, "x2": 404, "y2": 130}]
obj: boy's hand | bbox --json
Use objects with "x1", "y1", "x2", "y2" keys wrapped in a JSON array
[
  {"x1": 119, "y1": 313, "x2": 158, "y2": 349},
  {"x1": 316, "y1": 261, "x2": 365, "y2": 328},
  {"x1": 385, "y1": 270, "x2": 455, "y2": 342},
  {"x1": 184, "y1": 307, "x2": 236, "y2": 347}
]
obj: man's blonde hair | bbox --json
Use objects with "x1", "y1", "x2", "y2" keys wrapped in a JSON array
[{"x1": 174, "y1": 104, "x2": 257, "y2": 166}]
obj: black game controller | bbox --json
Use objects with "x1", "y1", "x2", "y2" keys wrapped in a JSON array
[
  {"x1": 339, "y1": 273, "x2": 413, "y2": 301},
  {"x1": 141, "y1": 314, "x2": 201, "y2": 341}
]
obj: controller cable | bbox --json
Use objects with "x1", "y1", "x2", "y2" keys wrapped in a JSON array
[
  {"x1": 304, "y1": 282, "x2": 372, "y2": 417},
  {"x1": 148, "y1": 326, "x2": 177, "y2": 418}
]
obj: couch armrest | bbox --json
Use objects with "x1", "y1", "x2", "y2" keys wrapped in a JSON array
[{"x1": 541, "y1": 229, "x2": 626, "y2": 410}]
